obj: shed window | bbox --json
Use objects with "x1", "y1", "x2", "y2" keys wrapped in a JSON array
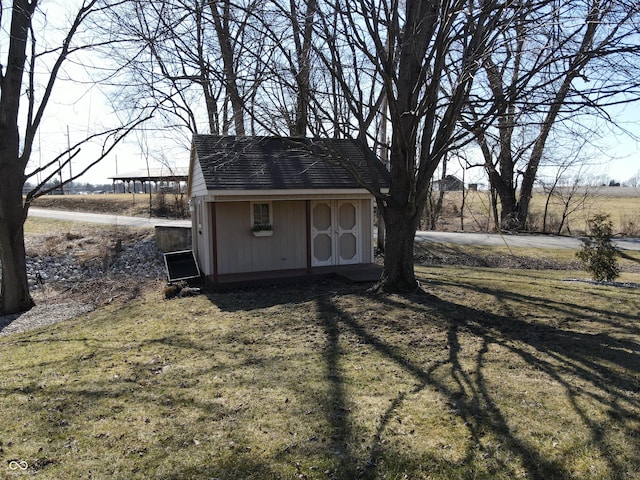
[{"x1": 252, "y1": 202, "x2": 272, "y2": 227}]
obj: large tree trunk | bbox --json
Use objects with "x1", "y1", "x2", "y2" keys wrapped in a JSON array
[
  {"x1": 371, "y1": 0, "x2": 436, "y2": 293},
  {"x1": 0, "y1": 0, "x2": 37, "y2": 314},
  {"x1": 0, "y1": 209, "x2": 33, "y2": 315},
  {"x1": 210, "y1": 1, "x2": 245, "y2": 136},
  {"x1": 0, "y1": 107, "x2": 32, "y2": 315},
  {"x1": 0, "y1": 161, "x2": 33, "y2": 314},
  {"x1": 375, "y1": 204, "x2": 422, "y2": 293},
  {"x1": 496, "y1": 188, "x2": 520, "y2": 231}
]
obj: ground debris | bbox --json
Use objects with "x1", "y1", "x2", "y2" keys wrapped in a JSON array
[
  {"x1": 164, "y1": 281, "x2": 201, "y2": 299},
  {"x1": 1, "y1": 226, "x2": 166, "y2": 335}
]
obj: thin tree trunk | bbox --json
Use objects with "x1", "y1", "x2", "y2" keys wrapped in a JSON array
[
  {"x1": 459, "y1": 167, "x2": 466, "y2": 231},
  {"x1": 376, "y1": 213, "x2": 385, "y2": 253},
  {"x1": 542, "y1": 187, "x2": 552, "y2": 233},
  {"x1": 430, "y1": 164, "x2": 447, "y2": 230},
  {"x1": 376, "y1": 93, "x2": 389, "y2": 252},
  {"x1": 512, "y1": 2, "x2": 600, "y2": 230},
  {"x1": 210, "y1": 1, "x2": 245, "y2": 136},
  {"x1": 490, "y1": 187, "x2": 500, "y2": 232},
  {"x1": 194, "y1": 4, "x2": 219, "y2": 135},
  {"x1": 289, "y1": 0, "x2": 316, "y2": 136}
]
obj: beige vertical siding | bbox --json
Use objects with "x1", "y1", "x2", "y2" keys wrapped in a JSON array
[
  {"x1": 188, "y1": 156, "x2": 208, "y2": 197},
  {"x1": 359, "y1": 198, "x2": 373, "y2": 263},
  {"x1": 215, "y1": 200, "x2": 307, "y2": 274},
  {"x1": 191, "y1": 198, "x2": 213, "y2": 276}
]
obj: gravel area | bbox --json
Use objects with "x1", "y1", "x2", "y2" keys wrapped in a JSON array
[
  {"x1": 0, "y1": 301, "x2": 95, "y2": 337},
  {"x1": 1, "y1": 231, "x2": 166, "y2": 336},
  {"x1": 25, "y1": 236, "x2": 165, "y2": 288}
]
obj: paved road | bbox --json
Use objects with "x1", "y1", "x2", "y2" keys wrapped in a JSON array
[
  {"x1": 29, "y1": 208, "x2": 640, "y2": 251},
  {"x1": 29, "y1": 208, "x2": 190, "y2": 228},
  {"x1": 415, "y1": 231, "x2": 640, "y2": 251}
]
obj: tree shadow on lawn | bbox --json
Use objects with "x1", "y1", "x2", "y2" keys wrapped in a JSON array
[
  {"x1": 207, "y1": 275, "x2": 639, "y2": 479},
  {"x1": 5, "y1": 276, "x2": 637, "y2": 479},
  {"x1": 0, "y1": 328, "x2": 283, "y2": 479},
  {"x1": 311, "y1": 292, "x2": 563, "y2": 479},
  {"x1": 376, "y1": 283, "x2": 637, "y2": 478}
]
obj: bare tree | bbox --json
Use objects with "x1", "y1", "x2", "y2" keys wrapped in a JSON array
[
  {"x1": 99, "y1": 0, "x2": 640, "y2": 294},
  {"x1": 231, "y1": 0, "x2": 512, "y2": 290},
  {"x1": 0, "y1": 0, "x2": 151, "y2": 314},
  {"x1": 293, "y1": 0, "x2": 511, "y2": 291},
  {"x1": 540, "y1": 162, "x2": 600, "y2": 235},
  {"x1": 120, "y1": 0, "x2": 508, "y2": 292},
  {"x1": 466, "y1": 0, "x2": 640, "y2": 231},
  {"x1": 104, "y1": 0, "x2": 269, "y2": 138},
  {"x1": 208, "y1": 0, "x2": 321, "y2": 137},
  {"x1": 208, "y1": 0, "x2": 255, "y2": 136},
  {"x1": 426, "y1": 162, "x2": 448, "y2": 231},
  {"x1": 255, "y1": 0, "x2": 317, "y2": 136},
  {"x1": 104, "y1": 0, "x2": 222, "y2": 135},
  {"x1": 627, "y1": 170, "x2": 640, "y2": 188}
]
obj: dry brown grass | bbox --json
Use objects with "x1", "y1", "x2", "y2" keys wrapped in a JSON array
[
  {"x1": 30, "y1": 193, "x2": 189, "y2": 219},
  {"x1": 4, "y1": 218, "x2": 638, "y2": 478},
  {"x1": 30, "y1": 187, "x2": 640, "y2": 236},
  {"x1": 431, "y1": 187, "x2": 640, "y2": 235},
  {"x1": 24, "y1": 218, "x2": 153, "y2": 261},
  {"x1": 415, "y1": 241, "x2": 640, "y2": 274}
]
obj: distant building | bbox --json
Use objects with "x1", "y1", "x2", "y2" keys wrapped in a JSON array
[
  {"x1": 109, "y1": 168, "x2": 189, "y2": 194},
  {"x1": 433, "y1": 175, "x2": 465, "y2": 192}
]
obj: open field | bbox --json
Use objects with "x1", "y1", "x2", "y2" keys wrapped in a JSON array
[
  {"x1": 2, "y1": 220, "x2": 640, "y2": 479},
  {"x1": 431, "y1": 186, "x2": 640, "y2": 235}
]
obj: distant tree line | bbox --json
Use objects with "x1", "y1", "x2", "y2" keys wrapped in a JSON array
[{"x1": 22, "y1": 181, "x2": 115, "y2": 196}]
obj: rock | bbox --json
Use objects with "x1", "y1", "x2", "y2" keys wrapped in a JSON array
[
  {"x1": 163, "y1": 284, "x2": 181, "y2": 299},
  {"x1": 16, "y1": 237, "x2": 166, "y2": 292}
]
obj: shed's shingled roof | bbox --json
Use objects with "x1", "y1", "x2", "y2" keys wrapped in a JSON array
[{"x1": 192, "y1": 135, "x2": 389, "y2": 191}]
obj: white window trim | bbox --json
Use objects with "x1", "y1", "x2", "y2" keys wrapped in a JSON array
[{"x1": 250, "y1": 201, "x2": 273, "y2": 228}]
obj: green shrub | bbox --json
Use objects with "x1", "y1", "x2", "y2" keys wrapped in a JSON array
[{"x1": 576, "y1": 213, "x2": 620, "y2": 282}]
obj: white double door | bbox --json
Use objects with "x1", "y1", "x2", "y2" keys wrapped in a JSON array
[{"x1": 311, "y1": 200, "x2": 360, "y2": 267}]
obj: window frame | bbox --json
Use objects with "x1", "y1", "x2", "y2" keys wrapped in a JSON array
[{"x1": 250, "y1": 201, "x2": 273, "y2": 229}]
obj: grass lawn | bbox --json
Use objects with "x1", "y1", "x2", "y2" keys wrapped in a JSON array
[{"x1": 1, "y1": 266, "x2": 639, "y2": 479}]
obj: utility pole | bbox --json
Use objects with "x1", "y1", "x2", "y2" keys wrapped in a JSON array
[
  {"x1": 115, "y1": 155, "x2": 119, "y2": 193},
  {"x1": 58, "y1": 157, "x2": 64, "y2": 195}
]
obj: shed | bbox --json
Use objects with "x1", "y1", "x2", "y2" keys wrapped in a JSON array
[{"x1": 187, "y1": 135, "x2": 389, "y2": 286}]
